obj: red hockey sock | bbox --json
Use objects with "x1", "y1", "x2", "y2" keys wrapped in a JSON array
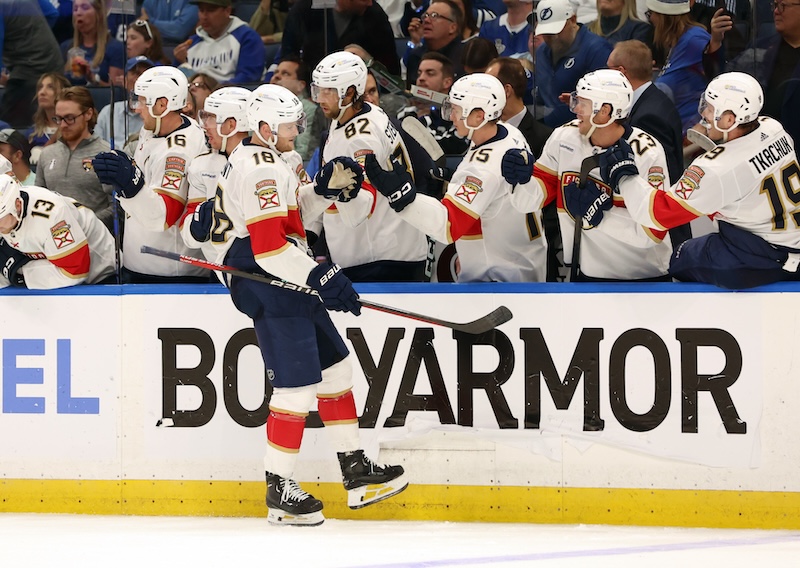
[
  {"x1": 317, "y1": 391, "x2": 358, "y2": 426},
  {"x1": 266, "y1": 411, "x2": 306, "y2": 453}
]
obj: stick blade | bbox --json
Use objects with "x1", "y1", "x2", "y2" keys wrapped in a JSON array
[
  {"x1": 401, "y1": 116, "x2": 445, "y2": 162},
  {"x1": 686, "y1": 128, "x2": 717, "y2": 152},
  {"x1": 454, "y1": 305, "x2": 513, "y2": 335}
]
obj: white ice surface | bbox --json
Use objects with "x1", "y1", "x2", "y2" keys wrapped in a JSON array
[{"x1": 1, "y1": 514, "x2": 799, "y2": 567}]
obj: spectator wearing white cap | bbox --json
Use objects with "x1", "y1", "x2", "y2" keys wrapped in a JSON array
[
  {"x1": 95, "y1": 56, "x2": 154, "y2": 150},
  {"x1": 646, "y1": 0, "x2": 710, "y2": 134},
  {"x1": 534, "y1": 0, "x2": 613, "y2": 128}
]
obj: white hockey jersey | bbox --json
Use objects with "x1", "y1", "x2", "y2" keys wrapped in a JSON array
[
  {"x1": 402, "y1": 123, "x2": 547, "y2": 282},
  {"x1": 619, "y1": 117, "x2": 800, "y2": 250},
  {"x1": 120, "y1": 116, "x2": 208, "y2": 277},
  {"x1": 532, "y1": 121, "x2": 672, "y2": 280},
  {"x1": 317, "y1": 103, "x2": 428, "y2": 269},
  {"x1": 0, "y1": 186, "x2": 115, "y2": 289},
  {"x1": 180, "y1": 150, "x2": 226, "y2": 257},
  {"x1": 210, "y1": 139, "x2": 318, "y2": 287}
]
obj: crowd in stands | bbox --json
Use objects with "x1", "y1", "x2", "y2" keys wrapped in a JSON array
[{"x1": 0, "y1": 0, "x2": 797, "y2": 289}]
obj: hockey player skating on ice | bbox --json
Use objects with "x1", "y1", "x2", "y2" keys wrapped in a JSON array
[
  {"x1": 364, "y1": 73, "x2": 549, "y2": 282},
  {"x1": 203, "y1": 84, "x2": 407, "y2": 526},
  {"x1": 502, "y1": 69, "x2": 673, "y2": 281},
  {"x1": 0, "y1": 176, "x2": 116, "y2": 289},
  {"x1": 597, "y1": 72, "x2": 800, "y2": 289},
  {"x1": 92, "y1": 66, "x2": 208, "y2": 282}
]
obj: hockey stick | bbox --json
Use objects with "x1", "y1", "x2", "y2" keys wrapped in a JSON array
[
  {"x1": 401, "y1": 116, "x2": 445, "y2": 163},
  {"x1": 686, "y1": 128, "x2": 717, "y2": 152},
  {"x1": 140, "y1": 246, "x2": 513, "y2": 334},
  {"x1": 409, "y1": 85, "x2": 449, "y2": 106},
  {"x1": 570, "y1": 154, "x2": 601, "y2": 281}
]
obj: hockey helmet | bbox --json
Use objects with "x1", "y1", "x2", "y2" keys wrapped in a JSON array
[
  {"x1": 247, "y1": 84, "x2": 306, "y2": 146},
  {"x1": 202, "y1": 86, "x2": 252, "y2": 133},
  {"x1": 445, "y1": 73, "x2": 506, "y2": 122},
  {"x1": 0, "y1": 174, "x2": 22, "y2": 229},
  {"x1": 699, "y1": 72, "x2": 763, "y2": 132},
  {"x1": 134, "y1": 66, "x2": 189, "y2": 114},
  {"x1": 570, "y1": 69, "x2": 633, "y2": 121},
  {"x1": 311, "y1": 51, "x2": 368, "y2": 102}
]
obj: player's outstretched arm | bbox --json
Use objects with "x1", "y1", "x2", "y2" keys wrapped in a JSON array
[
  {"x1": 363, "y1": 153, "x2": 416, "y2": 212},
  {"x1": 363, "y1": 153, "x2": 450, "y2": 243}
]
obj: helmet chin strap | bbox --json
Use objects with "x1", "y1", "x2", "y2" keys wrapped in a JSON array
[
  {"x1": 254, "y1": 123, "x2": 278, "y2": 147},
  {"x1": 336, "y1": 96, "x2": 354, "y2": 123},
  {"x1": 147, "y1": 104, "x2": 170, "y2": 135},
  {"x1": 464, "y1": 111, "x2": 488, "y2": 141},
  {"x1": 583, "y1": 113, "x2": 612, "y2": 142},
  {"x1": 217, "y1": 123, "x2": 235, "y2": 154}
]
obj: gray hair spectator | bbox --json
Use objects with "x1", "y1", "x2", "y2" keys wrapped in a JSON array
[{"x1": 406, "y1": 0, "x2": 466, "y2": 88}]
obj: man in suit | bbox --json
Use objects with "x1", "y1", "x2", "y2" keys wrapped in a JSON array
[
  {"x1": 486, "y1": 56, "x2": 562, "y2": 281},
  {"x1": 608, "y1": 39, "x2": 690, "y2": 248}
]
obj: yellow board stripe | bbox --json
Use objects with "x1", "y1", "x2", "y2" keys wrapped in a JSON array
[{"x1": 2, "y1": 480, "x2": 800, "y2": 529}]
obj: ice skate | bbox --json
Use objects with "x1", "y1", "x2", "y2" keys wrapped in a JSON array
[
  {"x1": 338, "y1": 450, "x2": 408, "y2": 509},
  {"x1": 265, "y1": 472, "x2": 325, "y2": 526}
]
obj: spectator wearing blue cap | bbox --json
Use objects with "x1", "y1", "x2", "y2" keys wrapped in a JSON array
[{"x1": 95, "y1": 56, "x2": 154, "y2": 150}]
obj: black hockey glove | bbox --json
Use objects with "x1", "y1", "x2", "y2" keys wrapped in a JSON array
[
  {"x1": 501, "y1": 148, "x2": 534, "y2": 188},
  {"x1": 363, "y1": 153, "x2": 416, "y2": 212},
  {"x1": 307, "y1": 262, "x2": 361, "y2": 316},
  {"x1": 564, "y1": 179, "x2": 613, "y2": 229},
  {"x1": 0, "y1": 239, "x2": 29, "y2": 287},
  {"x1": 189, "y1": 199, "x2": 215, "y2": 242},
  {"x1": 599, "y1": 139, "x2": 638, "y2": 192},
  {"x1": 314, "y1": 156, "x2": 364, "y2": 202},
  {"x1": 429, "y1": 165, "x2": 454, "y2": 183},
  {"x1": 92, "y1": 150, "x2": 145, "y2": 198}
]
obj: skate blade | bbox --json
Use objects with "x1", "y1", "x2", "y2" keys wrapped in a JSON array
[
  {"x1": 267, "y1": 508, "x2": 325, "y2": 527},
  {"x1": 347, "y1": 474, "x2": 409, "y2": 509}
]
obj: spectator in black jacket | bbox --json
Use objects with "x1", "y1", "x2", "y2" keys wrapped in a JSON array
[
  {"x1": 703, "y1": 3, "x2": 800, "y2": 148},
  {"x1": 281, "y1": 0, "x2": 400, "y2": 75}
]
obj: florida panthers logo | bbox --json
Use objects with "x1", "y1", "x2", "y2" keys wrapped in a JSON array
[{"x1": 50, "y1": 220, "x2": 74, "y2": 249}]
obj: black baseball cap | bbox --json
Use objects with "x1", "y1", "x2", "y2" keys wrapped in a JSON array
[{"x1": 0, "y1": 129, "x2": 31, "y2": 162}]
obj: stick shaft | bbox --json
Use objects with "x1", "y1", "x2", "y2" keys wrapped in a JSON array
[{"x1": 140, "y1": 247, "x2": 512, "y2": 334}]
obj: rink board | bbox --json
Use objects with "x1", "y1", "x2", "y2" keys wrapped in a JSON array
[{"x1": 1, "y1": 282, "x2": 799, "y2": 529}]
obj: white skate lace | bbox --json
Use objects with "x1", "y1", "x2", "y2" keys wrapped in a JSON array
[{"x1": 281, "y1": 479, "x2": 310, "y2": 503}]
